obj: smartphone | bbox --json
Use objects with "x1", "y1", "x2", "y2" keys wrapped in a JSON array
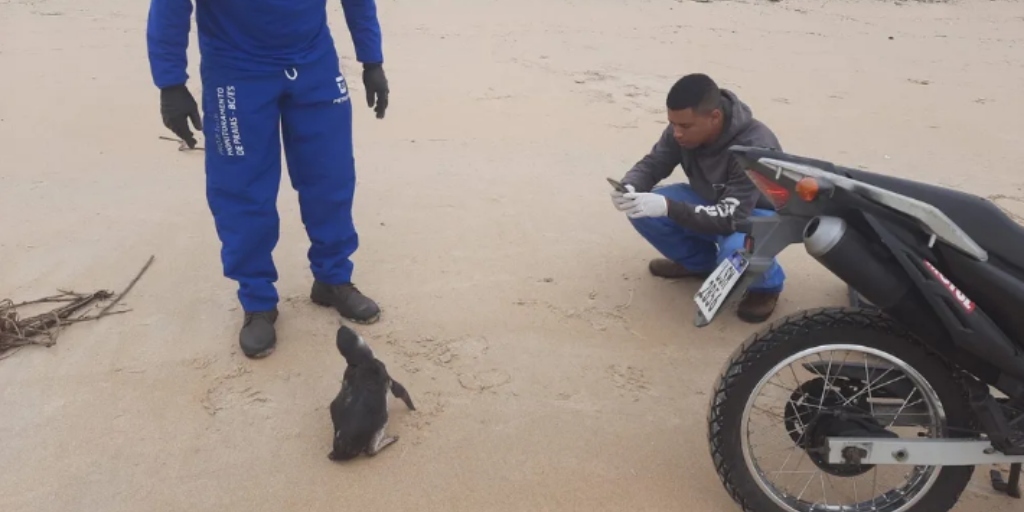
[{"x1": 607, "y1": 177, "x2": 630, "y2": 193}]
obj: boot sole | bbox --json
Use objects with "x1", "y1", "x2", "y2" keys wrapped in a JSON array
[
  {"x1": 243, "y1": 345, "x2": 276, "y2": 359},
  {"x1": 651, "y1": 272, "x2": 710, "y2": 280},
  {"x1": 311, "y1": 297, "x2": 381, "y2": 325},
  {"x1": 737, "y1": 310, "x2": 773, "y2": 323},
  {"x1": 737, "y1": 303, "x2": 777, "y2": 324}
]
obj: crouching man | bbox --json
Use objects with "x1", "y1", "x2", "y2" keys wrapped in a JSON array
[{"x1": 611, "y1": 73, "x2": 786, "y2": 323}]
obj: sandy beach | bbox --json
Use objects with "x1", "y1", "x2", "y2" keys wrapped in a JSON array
[{"x1": 2, "y1": 0, "x2": 1024, "y2": 510}]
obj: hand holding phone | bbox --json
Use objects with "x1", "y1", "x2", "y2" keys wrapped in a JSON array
[
  {"x1": 608, "y1": 177, "x2": 634, "y2": 212},
  {"x1": 607, "y1": 177, "x2": 630, "y2": 193}
]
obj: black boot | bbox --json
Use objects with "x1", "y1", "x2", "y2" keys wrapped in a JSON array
[
  {"x1": 310, "y1": 281, "x2": 380, "y2": 324},
  {"x1": 239, "y1": 309, "x2": 278, "y2": 358}
]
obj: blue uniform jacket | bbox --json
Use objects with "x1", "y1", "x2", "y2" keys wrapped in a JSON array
[{"x1": 146, "y1": 0, "x2": 383, "y2": 89}]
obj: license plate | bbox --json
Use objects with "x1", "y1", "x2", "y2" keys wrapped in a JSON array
[{"x1": 694, "y1": 253, "x2": 749, "y2": 321}]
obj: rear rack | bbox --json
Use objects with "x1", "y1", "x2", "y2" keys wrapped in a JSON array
[{"x1": 756, "y1": 157, "x2": 988, "y2": 262}]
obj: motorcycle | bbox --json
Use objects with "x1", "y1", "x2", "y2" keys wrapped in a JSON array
[{"x1": 696, "y1": 144, "x2": 1024, "y2": 511}]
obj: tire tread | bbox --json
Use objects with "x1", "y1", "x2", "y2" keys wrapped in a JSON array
[{"x1": 706, "y1": 306, "x2": 972, "y2": 512}]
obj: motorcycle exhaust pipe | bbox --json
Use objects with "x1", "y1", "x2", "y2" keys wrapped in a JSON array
[
  {"x1": 803, "y1": 215, "x2": 1023, "y2": 383},
  {"x1": 803, "y1": 216, "x2": 911, "y2": 309}
]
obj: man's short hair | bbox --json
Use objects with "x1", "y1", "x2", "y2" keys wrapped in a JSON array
[{"x1": 666, "y1": 73, "x2": 722, "y2": 114}]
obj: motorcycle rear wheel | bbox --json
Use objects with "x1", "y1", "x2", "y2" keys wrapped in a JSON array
[{"x1": 707, "y1": 307, "x2": 976, "y2": 512}]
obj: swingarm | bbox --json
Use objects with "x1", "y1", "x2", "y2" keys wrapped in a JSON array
[{"x1": 827, "y1": 437, "x2": 1024, "y2": 466}]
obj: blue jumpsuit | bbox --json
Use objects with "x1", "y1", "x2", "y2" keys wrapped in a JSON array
[{"x1": 146, "y1": 0, "x2": 383, "y2": 313}]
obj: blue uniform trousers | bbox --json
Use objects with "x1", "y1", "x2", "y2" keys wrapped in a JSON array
[
  {"x1": 628, "y1": 183, "x2": 786, "y2": 293},
  {"x1": 200, "y1": 52, "x2": 359, "y2": 313}
]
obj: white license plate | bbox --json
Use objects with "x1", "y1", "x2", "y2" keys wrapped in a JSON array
[{"x1": 694, "y1": 253, "x2": 749, "y2": 321}]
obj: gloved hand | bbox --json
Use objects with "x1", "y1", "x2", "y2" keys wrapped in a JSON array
[
  {"x1": 622, "y1": 191, "x2": 669, "y2": 219},
  {"x1": 362, "y1": 63, "x2": 389, "y2": 119},
  {"x1": 160, "y1": 84, "x2": 203, "y2": 149},
  {"x1": 610, "y1": 183, "x2": 636, "y2": 211}
]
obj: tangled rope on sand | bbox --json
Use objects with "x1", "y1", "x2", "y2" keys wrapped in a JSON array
[{"x1": 0, "y1": 255, "x2": 154, "y2": 360}]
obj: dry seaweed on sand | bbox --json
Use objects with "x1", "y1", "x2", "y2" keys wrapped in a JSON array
[{"x1": 0, "y1": 255, "x2": 155, "y2": 360}]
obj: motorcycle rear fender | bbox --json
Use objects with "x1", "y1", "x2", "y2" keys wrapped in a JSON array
[{"x1": 718, "y1": 214, "x2": 809, "y2": 311}]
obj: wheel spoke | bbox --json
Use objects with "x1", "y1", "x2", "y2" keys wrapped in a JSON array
[{"x1": 734, "y1": 341, "x2": 951, "y2": 512}]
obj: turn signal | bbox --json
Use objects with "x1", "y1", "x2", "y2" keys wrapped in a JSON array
[{"x1": 795, "y1": 177, "x2": 820, "y2": 202}]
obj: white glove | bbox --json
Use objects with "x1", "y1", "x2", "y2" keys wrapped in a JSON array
[
  {"x1": 622, "y1": 191, "x2": 668, "y2": 219},
  {"x1": 610, "y1": 183, "x2": 636, "y2": 211}
]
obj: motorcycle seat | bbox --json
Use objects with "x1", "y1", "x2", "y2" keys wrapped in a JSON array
[{"x1": 839, "y1": 167, "x2": 1024, "y2": 268}]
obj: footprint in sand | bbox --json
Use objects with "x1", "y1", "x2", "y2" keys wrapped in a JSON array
[
  {"x1": 513, "y1": 297, "x2": 642, "y2": 338},
  {"x1": 197, "y1": 362, "x2": 272, "y2": 416},
  {"x1": 404, "y1": 391, "x2": 448, "y2": 445},
  {"x1": 606, "y1": 364, "x2": 651, "y2": 401},
  {"x1": 573, "y1": 70, "x2": 614, "y2": 84},
  {"x1": 385, "y1": 333, "x2": 491, "y2": 376},
  {"x1": 457, "y1": 369, "x2": 512, "y2": 392}
]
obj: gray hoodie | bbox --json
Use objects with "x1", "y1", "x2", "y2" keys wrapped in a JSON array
[{"x1": 620, "y1": 89, "x2": 782, "y2": 236}]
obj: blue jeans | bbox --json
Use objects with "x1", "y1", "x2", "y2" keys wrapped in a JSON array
[{"x1": 628, "y1": 183, "x2": 785, "y2": 293}]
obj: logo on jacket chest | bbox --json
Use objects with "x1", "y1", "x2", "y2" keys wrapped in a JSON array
[{"x1": 694, "y1": 197, "x2": 740, "y2": 217}]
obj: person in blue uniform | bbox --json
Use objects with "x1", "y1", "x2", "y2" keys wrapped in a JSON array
[{"x1": 147, "y1": 0, "x2": 390, "y2": 359}]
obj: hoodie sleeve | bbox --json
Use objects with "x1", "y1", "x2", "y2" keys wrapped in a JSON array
[
  {"x1": 146, "y1": 0, "x2": 193, "y2": 89},
  {"x1": 664, "y1": 154, "x2": 761, "y2": 236},
  {"x1": 340, "y1": 0, "x2": 384, "y2": 64},
  {"x1": 620, "y1": 124, "x2": 680, "y2": 193}
]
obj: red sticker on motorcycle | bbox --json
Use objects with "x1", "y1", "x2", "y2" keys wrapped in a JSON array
[{"x1": 923, "y1": 260, "x2": 975, "y2": 313}]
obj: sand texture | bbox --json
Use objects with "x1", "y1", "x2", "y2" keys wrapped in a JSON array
[{"x1": 2, "y1": 0, "x2": 1024, "y2": 510}]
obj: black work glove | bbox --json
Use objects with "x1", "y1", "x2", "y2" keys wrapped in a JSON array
[
  {"x1": 362, "y1": 63, "x2": 389, "y2": 119},
  {"x1": 160, "y1": 84, "x2": 203, "y2": 148}
]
